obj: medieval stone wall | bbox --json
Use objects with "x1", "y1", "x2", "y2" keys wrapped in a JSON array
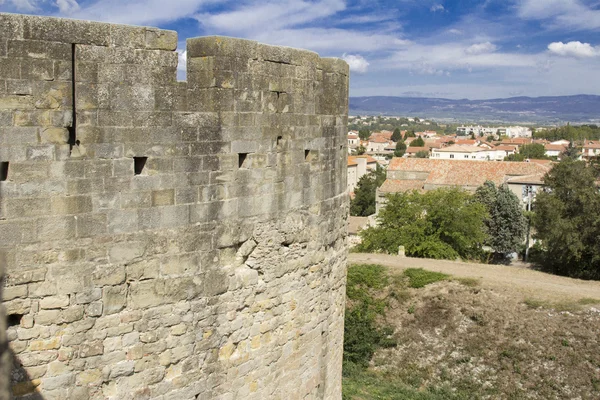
[{"x1": 0, "y1": 13, "x2": 349, "y2": 399}]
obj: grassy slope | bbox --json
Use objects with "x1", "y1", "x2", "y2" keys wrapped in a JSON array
[{"x1": 343, "y1": 264, "x2": 600, "y2": 400}]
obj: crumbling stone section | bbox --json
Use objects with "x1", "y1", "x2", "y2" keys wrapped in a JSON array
[{"x1": 0, "y1": 13, "x2": 349, "y2": 399}]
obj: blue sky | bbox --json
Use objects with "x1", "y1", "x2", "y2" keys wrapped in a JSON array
[{"x1": 2, "y1": 0, "x2": 600, "y2": 99}]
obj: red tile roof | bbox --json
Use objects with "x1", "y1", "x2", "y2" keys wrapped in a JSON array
[
  {"x1": 347, "y1": 156, "x2": 358, "y2": 167},
  {"x1": 379, "y1": 179, "x2": 425, "y2": 193},
  {"x1": 406, "y1": 147, "x2": 428, "y2": 154},
  {"x1": 386, "y1": 158, "x2": 550, "y2": 189},
  {"x1": 495, "y1": 145, "x2": 518, "y2": 151},
  {"x1": 355, "y1": 155, "x2": 378, "y2": 163},
  {"x1": 584, "y1": 140, "x2": 600, "y2": 149},
  {"x1": 544, "y1": 144, "x2": 567, "y2": 151},
  {"x1": 369, "y1": 136, "x2": 391, "y2": 144}
]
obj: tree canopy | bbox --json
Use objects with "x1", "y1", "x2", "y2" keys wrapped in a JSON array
[
  {"x1": 358, "y1": 128, "x2": 370, "y2": 141},
  {"x1": 410, "y1": 137, "x2": 425, "y2": 147},
  {"x1": 357, "y1": 189, "x2": 487, "y2": 260},
  {"x1": 475, "y1": 181, "x2": 527, "y2": 257},
  {"x1": 391, "y1": 127, "x2": 402, "y2": 142},
  {"x1": 350, "y1": 165, "x2": 387, "y2": 217},
  {"x1": 394, "y1": 140, "x2": 406, "y2": 158},
  {"x1": 532, "y1": 160, "x2": 600, "y2": 279}
]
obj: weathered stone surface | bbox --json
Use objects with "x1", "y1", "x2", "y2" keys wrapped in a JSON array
[{"x1": 1, "y1": 12, "x2": 348, "y2": 400}]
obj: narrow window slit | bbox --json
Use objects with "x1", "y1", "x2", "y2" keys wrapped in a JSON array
[
  {"x1": 277, "y1": 136, "x2": 283, "y2": 146},
  {"x1": 134, "y1": 157, "x2": 148, "y2": 175},
  {"x1": 238, "y1": 153, "x2": 248, "y2": 168},
  {"x1": 0, "y1": 162, "x2": 8, "y2": 181},
  {"x1": 305, "y1": 150, "x2": 310, "y2": 160},
  {"x1": 68, "y1": 43, "x2": 77, "y2": 149},
  {"x1": 7, "y1": 313, "x2": 23, "y2": 327}
]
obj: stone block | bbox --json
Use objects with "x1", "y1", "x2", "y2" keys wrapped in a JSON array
[
  {"x1": 126, "y1": 259, "x2": 159, "y2": 281},
  {"x1": 76, "y1": 213, "x2": 108, "y2": 238},
  {"x1": 2, "y1": 284, "x2": 28, "y2": 301},
  {"x1": 102, "y1": 285, "x2": 127, "y2": 315},
  {"x1": 22, "y1": 15, "x2": 110, "y2": 45},
  {"x1": 7, "y1": 39, "x2": 71, "y2": 60},
  {"x1": 50, "y1": 196, "x2": 93, "y2": 215},
  {"x1": 74, "y1": 288, "x2": 102, "y2": 304},
  {"x1": 145, "y1": 28, "x2": 177, "y2": 51},
  {"x1": 93, "y1": 265, "x2": 126, "y2": 286},
  {"x1": 108, "y1": 242, "x2": 146, "y2": 265},
  {"x1": 5, "y1": 197, "x2": 50, "y2": 218},
  {"x1": 39, "y1": 295, "x2": 70, "y2": 309},
  {"x1": 151, "y1": 189, "x2": 175, "y2": 206}
]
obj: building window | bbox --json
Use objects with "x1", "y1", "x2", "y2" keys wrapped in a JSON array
[
  {"x1": 450, "y1": 154, "x2": 454, "y2": 159},
  {"x1": 464, "y1": 155, "x2": 469, "y2": 159}
]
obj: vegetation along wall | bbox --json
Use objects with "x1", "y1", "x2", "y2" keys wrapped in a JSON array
[{"x1": 0, "y1": 13, "x2": 349, "y2": 399}]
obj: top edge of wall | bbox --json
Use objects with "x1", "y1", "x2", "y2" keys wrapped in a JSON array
[
  {"x1": 187, "y1": 36, "x2": 348, "y2": 75},
  {"x1": 0, "y1": 12, "x2": 178, "y2": 50}
]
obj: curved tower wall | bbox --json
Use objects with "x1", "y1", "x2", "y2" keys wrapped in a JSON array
[{"x1": 0, "y1": 13, "x2": 349, "y2": 399}]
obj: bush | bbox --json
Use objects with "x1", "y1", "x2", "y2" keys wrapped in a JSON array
[
  {"x1": 404, "y1": 268, "x2": 449, "y2": 288},
  {"x1": 357, "y1": 189, "x2": 487, "y2": 260},
  {"x1": 344, "y1": 264, "x2": 396, "y2": 370}
]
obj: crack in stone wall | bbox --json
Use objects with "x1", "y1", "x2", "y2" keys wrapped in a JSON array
[{"x1": 0, "y1": 13, "x2": 349, "y2": 400}]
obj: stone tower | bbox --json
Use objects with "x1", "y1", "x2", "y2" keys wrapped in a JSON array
[{"x1": 0, "y1": 13, "x2": 349, "y2": 399}]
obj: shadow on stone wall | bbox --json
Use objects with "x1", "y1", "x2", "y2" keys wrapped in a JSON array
[{"x1": 9, "y1": 349, "x2": 44, "y2": 399}]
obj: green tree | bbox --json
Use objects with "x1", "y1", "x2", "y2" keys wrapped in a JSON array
[
  {"x1": 561, "y1": 142, "x2": 580, "y2": 160},
  {"x1": 532, "y1": 160, "x2": 600, "y2": 279},
  {"x1": 415, "y1": 150, "x2": 429, "y2": 158},
  {"x1": 358, "y1": 128, "x2": 370, "y2": 141},
  {"x1": 391, "y1": 127, "x2": 402, "y2": 142},
  {"x1": 357, "y1": 189, "x2": 487, "y2": 260},
  {"x1": 487, "y1": 135, "x2": 495, "y2": 142},
  {"x1": 394, "y1": 140, "x2": 406, "y2": 158},
  {"x1": 350, "y1": 165, "x2": 387, "y2": 216},
  {"x1": 355, "y1": 145, "x2": 366, "y2": 155},
  {"x1": 410, "y1": 136, "x2": 425, "y2": 147},
  {"x1": 519, "y1": 143, "x2": 547, "y2": 159},
  {"x1": 405, "y1": 130, "x2": 416, "y2": 138},
  {"x1": 504, "y1": 153, "x2": 525, "y2": 162},
  {"x1": 475, "y1": 181, "x2": 527, "y2": 258}
]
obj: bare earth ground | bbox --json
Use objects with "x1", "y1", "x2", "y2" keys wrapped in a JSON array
[
  {"x1": 350, "y1": 253, "x2": 600, "y2": 303},
  {"x1": 346, "y1": 253, "x2": 600, "y2": 400}
]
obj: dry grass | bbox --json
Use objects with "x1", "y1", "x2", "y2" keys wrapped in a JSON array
[{"x1": 344, "y1": 264, "x2": 600, "y2": 400}]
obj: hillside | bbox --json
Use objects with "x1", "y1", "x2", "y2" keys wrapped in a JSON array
[
  {"x1": 344, "y1": 255, "x2": 600, "y2": 400},
  {"x1": 349, "y1": 95, "x2": 600, "y2": 123}
]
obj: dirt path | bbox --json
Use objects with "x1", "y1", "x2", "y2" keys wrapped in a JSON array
[{"x1": 349, "y1": 253, "x2": 600, "y2": 303}]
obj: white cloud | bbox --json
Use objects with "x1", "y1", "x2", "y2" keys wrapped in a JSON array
[
  {"x1": 548, "y1": 41, "x2": 600, "y2": 58},
  {"x1": 465, "y1": 42, "x2": 497, "y2": 55},
  {"x1": 65, "y1": 0, "x2": 219, "y2": 26},
  {"x1": 430, "y1": 4, "x2": 444, "y2": 12},
  {"x1": 447, "y1": 28, "x2": 463, "y2": 35},
  {"x1": 7, "y1": 0, "x2": 38, "y2": 11},
  {"x1": 177, "y1": 49, "x2": 187, "y2": 71},
  {"x1": 342, "y1": 53, "x2": 369, "y2": 73},
  {"x1": 517, "y1": 0, "x2": 600, "y2": 30},
  {"x1": 253, "y1": 28, "x2": 411, "y2": 53},
  {"x1": 197, "y1": 0, "x2": 345, "y2": 34},
  {"x1": 55, "y1": 0, "x2": 79, "y2": 13}
]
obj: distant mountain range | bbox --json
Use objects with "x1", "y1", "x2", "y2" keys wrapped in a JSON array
[{"x1": 349, "y1": 95, "x2": 600, "y2": 124}]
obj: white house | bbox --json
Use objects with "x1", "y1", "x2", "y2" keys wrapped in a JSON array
[
  {"x1": 544, "y1": 144, "x2": 566, "y2": 158},
  {"x1": 347, "y1": 156, "x2": 367, "y2": 193},
  {"x1": 431, "y1": 144, "x2": 503, "y2": 161},
  {"x1": 583, "y1": 140, "x2": 600, "y2": 159},
  {"x1": 367, "y1": 136, "x2": 392, "y2": 153}
]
